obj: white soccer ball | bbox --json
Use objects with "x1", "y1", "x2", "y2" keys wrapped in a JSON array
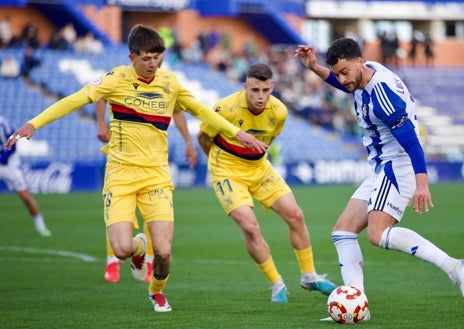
[{"x1": 327, "y1": 285, "x2": 369, "y2": 324}]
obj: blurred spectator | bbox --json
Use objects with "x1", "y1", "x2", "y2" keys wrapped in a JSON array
[
  {"x1": 0, "y1": 16, "x2": 12, "y2": 48},
  {"x1": 74, "y1": 32, "x2": 103, "y2": 54},
  {"x1": 408, "y1": 31, "x2": 422, "y2": 66},
  {"x1": 62, "y1": 22, "x2": 77, "y2": 46},
  {"x1": 48, "y1": 28, "x2": 71, "y2": 50},
  {"x1": 181, "y1": 40, "x2": 203, "y2": 64},
  {"x1": 424, "y1": 32, "x2": 434, "y2": 66},
  {"x1": 0, "y1": 55, "x2": 20, "y2": 78},
  {"x1": 20, "y1": 46, "x2": 41, "y2": 78},
  {"x1": 19, "y1": 20, "x2": 40, "y2": 49}
]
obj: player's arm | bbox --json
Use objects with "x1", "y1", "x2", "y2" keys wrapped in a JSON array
[
  {"x1": 197, "y1": 130, "x2": 213, "y2": 155},
  {"x1": 294, "y1": 45, "x2": 349, "y2": 92},
  {"x1": 179, "y1": 97, "x2": 267, "y2": 153},
  {"x1": 173, "y1": 109, "x2": 198, "y2": 169},
  {"x1": 5, "y1": 89, "x2": 91, "y2": 149},
  {"x1": 95, "y1": 98, "x2": 110, "y2": 143}
]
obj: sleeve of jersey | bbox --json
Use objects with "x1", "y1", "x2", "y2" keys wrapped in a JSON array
[
  {"x1": 198, "y1": 101, "x2": 221, "y2": 137},
  {"x1": 325, "y1": 72, "x2": 350, "y2": 93},
  {"x1": 179, "y1": 95, "x2": 239, "y2": 138},
  {"x1": 28, "y1": 88, "x2": 91, "y2": 129},
  {"x1": 390, "y1": 119, "x2": 427, "y2": 174},
  {"x1": 371, "y1": 83, "x2": 427, "y2": 174}
]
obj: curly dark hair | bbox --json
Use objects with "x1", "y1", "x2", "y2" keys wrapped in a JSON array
[{"x1": 326, "y1": 38, "x2": 362, "y2": 66}]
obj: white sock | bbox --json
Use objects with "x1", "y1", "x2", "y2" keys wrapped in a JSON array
[
  {"x1": 301, "y1": 272, "x2": 318, "y2": 282},
  {"x1": 271, "y1": 278, "x2": 286, "y2": 294},
  {"x1": 33, "y1": 214, "x2": 47, "y2": 231},
  {"x1": 333, "y1": 230, "x2": 365, "y2": 291},
  {"x1": 379, "y1": 226, "x2": 457, "y2": 275}
]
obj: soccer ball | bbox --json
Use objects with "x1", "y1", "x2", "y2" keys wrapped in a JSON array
[{"x1": 327, "y1": 285, "x2": 369, "y2": 324}]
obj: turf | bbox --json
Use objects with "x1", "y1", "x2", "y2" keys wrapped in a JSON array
[{"x1": 1, "y1": 183, "x2": 463, "y2": 329}]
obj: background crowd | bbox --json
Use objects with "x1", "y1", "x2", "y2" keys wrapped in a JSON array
[{"x1": 0, "y1": 17, "x2": 434, "y2": 139}]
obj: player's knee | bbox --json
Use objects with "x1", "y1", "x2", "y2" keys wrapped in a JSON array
[
  {"x1": 366, "y1": 229, "x2": 382, "y2": 246},
  {"x1": 154, "y1": 251, "x2": 171, "y2": 265},
  {"x1": 112, "y1": 242, "x2": 133, "y2": 259}
]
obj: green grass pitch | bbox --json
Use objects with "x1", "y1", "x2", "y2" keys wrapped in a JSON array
[{"x1": 1, "y1": 183, "x2": 463, "y2": 328}]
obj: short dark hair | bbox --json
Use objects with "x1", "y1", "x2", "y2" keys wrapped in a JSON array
[
  {"x1": 326, "y1": 38, "x2": 362, "y2": 66},
  {"x1": 246, "y1": 63, "x2": 273, "y2": 81},
  {"x1": 127, "y1": 24, "x2": 166, "y2": 55}
]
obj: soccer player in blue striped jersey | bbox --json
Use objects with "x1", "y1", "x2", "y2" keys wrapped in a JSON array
[
  {"x1": 0, "y1": 115, "x2": 51, "y2": 237},
  {"x1": 295, "y1": 38, "x2": 464, "y2": 319},
  {"x1": 5, "y1": 24, "x2": 267, "y2": 313}
]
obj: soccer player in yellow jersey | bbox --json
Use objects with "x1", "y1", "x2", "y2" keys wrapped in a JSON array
[
  {"x1": 197, "y1": 63, "x2": 337, "y2": 303},
  {"x1": 5, "y1": 24, "x2": 267, "y2": 313},
  {"x1": 96, "y1": 98, "x2": 198, "y2": 283}
]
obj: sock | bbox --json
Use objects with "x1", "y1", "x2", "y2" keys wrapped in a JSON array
[
  {"x1": 257, "y1": 256, "x2": 281, "y2": 285},
  {"x1": 149, "y1": 274, "x2": 169, "y2": 294},
  {"x1": 133, "y1": 236, "x2": 144, "y2": 256},
  {"x1": 143, "y1": 222, "x2": 154, "y2": 261},
  {"x1": 379, "y1": 226, "x2": 457, "y2": 275},
  {"x1": 333, "y1": 230, "x2": 365, "y2": 291},
  {"x1": 294, "y1": 247, "x2": 316, "y2": 273},
  {"x1": 33, "y1": 214, "x2": 46, "y2": 231},
  {"x1": 270, "y1": 278, "x2": 286, "y2": 295}
]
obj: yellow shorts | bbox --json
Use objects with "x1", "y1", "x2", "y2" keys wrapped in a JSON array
[
  {"x1": 102, "y1": 162, "x2": 174, "y2": 228},
  {"x1": 210, "y1": 161, "x2": 290, "y2": 214}
]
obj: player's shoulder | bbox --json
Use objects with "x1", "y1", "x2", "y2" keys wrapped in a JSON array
[{"x1": 269, "y1": 95, "x2": 288, "y2": 115}]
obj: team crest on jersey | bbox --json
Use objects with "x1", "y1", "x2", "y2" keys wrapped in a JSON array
[
  {"x1": 89, "y1": 77, "x2": 103, "y2": 86},
  {"x1": 133, "y1": 82, "x2": 139, "y2": 90}
]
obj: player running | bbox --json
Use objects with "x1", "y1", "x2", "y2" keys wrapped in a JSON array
[
  {"x1": 5, "y1": 24, "x2": 267, "y2": 313},
  {"x1": 197, "y1": 63, "x2": 337, "y2": 303}
]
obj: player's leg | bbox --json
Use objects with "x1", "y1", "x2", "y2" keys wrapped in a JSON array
[
  {"x1": 17, "y1": 189, "x2": 51, "y2": 237},
  {"x1": 103, "y1": 192, "x2": 147, "y2": 282},
  {"x1": 137, "y1": 181, "x2": 174, "y2": 312},
  {"x1": 271, "y1": 192, "x2": 337, "y2": 296},
  {"x1": 0, "y1": 163, "x2": 51, "y2": 237},
  {"x1": 104, "y1": 230, "x2": 121, "y2": 283},
  {"x1": 143, "y1": 221, "x2": 154, "y2": 282},
  {"x1": 146, "y1": 220, "x2": 173, "y2": 312},
  {"x1": 230, "y1": 204, "x2": 288, "y2": 303},
  {"x1": 369, "y1": 161, "x2": 463, "y2": 296}
]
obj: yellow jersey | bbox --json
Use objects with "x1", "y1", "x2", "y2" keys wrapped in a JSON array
[
  {"x1": 28, "y1": 65, "x2": 240, "y2": 167},
  {"x1": 200, "y1": 90, "x2": 287, "y2": 169}
]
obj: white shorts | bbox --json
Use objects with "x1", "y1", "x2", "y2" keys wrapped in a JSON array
[
  {"x1": 0, "y1": 153, "x2": 28, "y2": 192},
  {"x1": 351, "y1": 157, "x2": 415, "y2": 221}
]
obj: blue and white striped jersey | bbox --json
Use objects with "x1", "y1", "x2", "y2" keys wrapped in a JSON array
[
  {"x1": 327, "y1": 61, "x2": 423, "y2": 173},
  {"x1": 0, "y1": 115, "x2": 17, "y2": 164}
]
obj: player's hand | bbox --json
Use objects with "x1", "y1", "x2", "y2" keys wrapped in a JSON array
[
  {"x1": 294, "y1": 45, "x2": 317, "y2": 70},
  {"x1": 97, "y1": 122, "x2": 110, "y2": 143},
  {"x1": 185, "y1": 141, "x2": 198, "y2": 169},
  {"x1": 412, "y1": 173, "x2": 434, "y2": 214},
  {"x1": 236, "y1": 130, "x2": 268, "y2": 153},
  {"x1": 4, "y1": 122, "x2": 35, "y2": 150}
]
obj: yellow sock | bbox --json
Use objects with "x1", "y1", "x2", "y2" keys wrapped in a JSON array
[
  {"x1": 257, "y1": 256, "x2": 281, "y2": 285},
  {"x1": 143, "y1": 222, "x2": 154, "y2": 259},
  {"x1": 133, "y1": 236, "x2": 144, "y2": 256},
  {"x1": 149, "y1": 274, "x2": 169, "y2": 294},
  {"x1": 294, "y1": 247, "x2": 315, "y2": 273}
]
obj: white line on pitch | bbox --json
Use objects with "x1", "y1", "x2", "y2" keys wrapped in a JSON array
[{"x1": 0, "y1": 246, "x2": 98, "y2": 262}]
